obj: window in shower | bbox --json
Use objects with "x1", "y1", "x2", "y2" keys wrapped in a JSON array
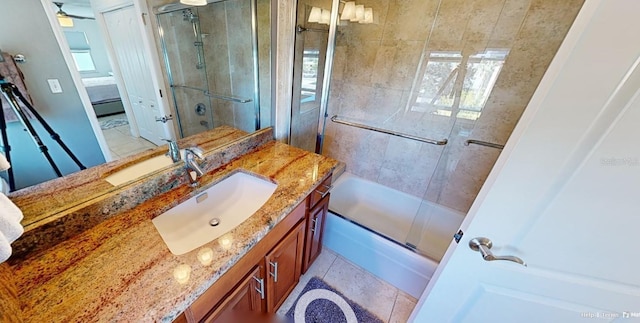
[
  {"x1": 301, "y1": 49, "x2": 320, "y2": 110},
  {"x1": 411, "y1": 49, "x2": 509, "y2": 121}
]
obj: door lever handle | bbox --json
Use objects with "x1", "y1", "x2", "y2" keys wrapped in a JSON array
[{"x1": 469, "y1": 237, "x2": 527, "y2": 267}]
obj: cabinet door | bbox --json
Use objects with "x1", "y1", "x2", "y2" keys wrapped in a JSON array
[
  {"x1": 265, "y1": 221, "x2": 305, "y2": 313},
  {"x1": 303, "y1": 193, "x2": 329, "y2": 273},
  {"x1": 204, "y1": 265, "x2": 266, "y2": 322}
]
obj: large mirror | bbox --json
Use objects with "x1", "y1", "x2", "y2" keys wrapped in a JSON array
[{"x1": 0, "y1": 0, "x2": 272, "y2": 224}]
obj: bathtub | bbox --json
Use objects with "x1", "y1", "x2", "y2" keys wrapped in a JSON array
[{"x1": 322, "y1": 172, "x2": 465, "y2": 298}]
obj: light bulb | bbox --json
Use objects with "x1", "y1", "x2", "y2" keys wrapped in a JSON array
[
  {"x1": 341, "y1": 2, "x2": 356, "y2": 21},
  {"x1": 308, "y1": 7, "x2": 322, "y2": 23},
  {"x1": 320, "y1": 9, "x2": 331, "y2": 25},
  {"x1": 180, "y1": 0, "x2": 207, "y2": 6},
  {"x1": 57, "y1": 16, "x2": 74, "y2": 28},
  {"x1": 361, "y1": 8, "x2": 373, "y2": 24},
  {"x1": 352, "y1": 5, "x2": 364, "y2": 22}
]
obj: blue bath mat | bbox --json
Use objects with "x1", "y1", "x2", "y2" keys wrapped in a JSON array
[{"x1": 285, "y1": 277, "x2": 383, "y2": 323}]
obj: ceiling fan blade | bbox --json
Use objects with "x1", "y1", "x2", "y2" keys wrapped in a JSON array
[
  {"x1": 52, "y1": 2, "x2": 95, "y2": 20},
  {"x1": 66, "y1": 13, "x2": 96, "y2": 20}
]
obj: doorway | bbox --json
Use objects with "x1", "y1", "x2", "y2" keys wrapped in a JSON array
[{"x1": 42, "y1": 0, "x2": 174, "y2": 161}]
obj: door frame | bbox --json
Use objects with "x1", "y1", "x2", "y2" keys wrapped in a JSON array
[
  {"x1": 40, "y1": 0, "x2": 176, "y2": 161},
  {"x1": 39, "y1": 0, "x2": 112, "y2": 161}
]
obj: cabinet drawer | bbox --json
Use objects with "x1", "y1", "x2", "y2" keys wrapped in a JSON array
[{"x1": 309, "y1": 175, "x2": 332, "y2": 208}]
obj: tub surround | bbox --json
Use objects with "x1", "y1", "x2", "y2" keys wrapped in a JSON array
[{"x1": 3, "y1": 127, "x2": 338, "y2": 321}]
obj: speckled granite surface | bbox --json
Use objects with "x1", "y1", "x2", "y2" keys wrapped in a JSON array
[
  {"x1": 9, "y1": 127, "x2": 265, "y2": 261},
  {"x1": 5, "y1": 128, "x2": 338, "y2": 322},
  {"x1": 11, "y1": 125, "x2": 248, "y2": 230}
]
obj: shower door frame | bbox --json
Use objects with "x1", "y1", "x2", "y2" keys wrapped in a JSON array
[
  {"x1": 288, "y1": 0, "x2": 339, "y2": 154},
  {"x1": 155, "y1": 0, "x2": 263, "y2": 138}
]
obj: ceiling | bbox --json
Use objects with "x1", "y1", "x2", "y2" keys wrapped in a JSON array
[{"x1": 57, "y1": 0, "x2": 92, "y2": 6}]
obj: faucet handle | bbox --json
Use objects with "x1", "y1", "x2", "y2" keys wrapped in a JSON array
[
  {"x1": 185, "y1": 146, "x2": 204, "y2": 159},
  {"x1": 163, "y1": 138, "x2": 181, "y2": 162}
]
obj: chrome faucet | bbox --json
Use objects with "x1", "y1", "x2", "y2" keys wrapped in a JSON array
[
  {"x1": 163, "y1": 139, "x2": 181, "y2": 162},
  {"x1": 184, "y1": 146, "x2": 205, "y2": 187}
]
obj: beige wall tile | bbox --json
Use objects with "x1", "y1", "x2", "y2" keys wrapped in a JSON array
[
  {"x1": 325, "y1": 0, "x2": 583, "y2": 216},
  {"x1": 490, "y1": 0, "x2": 532, "y2": 42},
  {"x1": 429, "y1": 0, "x2": 474, "y2": 44},
  {"x1": 381, "y1": 0, "x2": 439, "y2": 45}
]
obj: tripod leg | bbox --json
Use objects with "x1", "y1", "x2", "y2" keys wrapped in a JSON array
[
  {"x1": 0, "y1": 98, "x2": 15, "y2": 191},
  {"x1": 0, "y1": 85, "x2": 63, "y2": 177},
  {"x1": 11, "y1": 84, "x2": 86, "y2": 170}
]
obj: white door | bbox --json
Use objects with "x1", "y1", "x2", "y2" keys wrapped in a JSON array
[
  {"x1": 412, "y1": 0, "x2": 640, "y2": 321},
  {"x1": 102, "y1": 5, "x2": 165, "y2": 146}
]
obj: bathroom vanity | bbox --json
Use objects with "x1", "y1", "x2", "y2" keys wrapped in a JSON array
[{"x1": 3, "y1": 127, "x2": 338, "y2": 321}]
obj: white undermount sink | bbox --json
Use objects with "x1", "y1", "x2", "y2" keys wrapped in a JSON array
[
  {"x1": 105, "y1": 153, "x2": 176, "y2": 186},
  {"x1": 152, "y1": 172, "x2": 278, "y2": 255}
]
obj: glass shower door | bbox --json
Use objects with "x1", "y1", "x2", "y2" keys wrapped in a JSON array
[
  {"x1": 289, "y1": 0, "x2": 331, "y2": 153},
  {"x1": 403, "y1": 0, "x2": 583, "y2": 260},
  {"x1": 156, "y1": 0, "x2": 269, "y2": 137},
  {"x1": 157, "y1": 9, "x2": 215, "y2": 138}
]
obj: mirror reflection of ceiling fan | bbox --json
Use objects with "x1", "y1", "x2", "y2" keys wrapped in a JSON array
[{"x1": 54, "y1": 2, "x2": 95, "y2": 20}]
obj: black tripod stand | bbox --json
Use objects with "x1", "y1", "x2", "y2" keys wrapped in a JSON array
[{"x1": 0, "y1": 74, "x2": 85, "y2": 191}]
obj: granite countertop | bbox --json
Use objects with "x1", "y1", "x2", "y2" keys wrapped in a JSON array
[
  {"x1": 11, "y1": 125, "x2": 249, "y2": 232},
  {"x1": 6, "y1": 130, "x2": 338, "y2": 322}
]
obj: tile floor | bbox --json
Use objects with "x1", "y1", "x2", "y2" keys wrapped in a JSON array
[
  {"x1": 277, "y1": 248, "x2": 417, "y2": 322},
  {"x1": 98, "y1": 114, "x2": 156, "y2": 160}
]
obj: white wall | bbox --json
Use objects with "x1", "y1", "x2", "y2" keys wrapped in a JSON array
[{"x1": 0, "y1": 0, "x2": 105, "y2": 190}]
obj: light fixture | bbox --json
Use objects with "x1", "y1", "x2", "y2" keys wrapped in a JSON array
[
  {"x1": 180, "y1": 0, "x2": 207, "y2": 6},
  {"x1": 308, "y1": 7, "x2": 322, "y2": 23},
  {"x1": 361, "y1": 7, "x2": 373, "y2": 24},
  {"x1": 352, "y1": 4, "x2": 365, "y2": 22},
  {"x1": 319, "y1": 9, "x2": 331, "y2": 25},
  {"x1": 57, "y1": 15, "x2": 74, "y2": 28},
  {"x1": 341, "y1": 2, "x2": 356, "y2": 20}
]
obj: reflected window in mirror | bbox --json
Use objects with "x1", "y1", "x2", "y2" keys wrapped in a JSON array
[{"x1": 64, "y1": 31, "x2": 97, "y2": 73}]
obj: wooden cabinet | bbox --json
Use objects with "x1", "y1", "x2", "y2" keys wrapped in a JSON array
[
  {"x1": 202, "y1": 221, "x2": 305, "y2": 321},
  {"x1": 176, "y1": 173, "x2": 332, "y2": 322},
  {"x1": 179, "y1": 200, "x2": 307, "y2": 322},
  {"x1": 265, "y1": 221, "x2": 305, "y2": 312},
  {"x1": 303, "y1": 193, "x2": 329, "y2": 273},
  {"x1": 302, "y1": 175, "x2": 331, "y2": 273},
  {"x1": 204, "y1": 265, "x2": 265, "y2": 322}
]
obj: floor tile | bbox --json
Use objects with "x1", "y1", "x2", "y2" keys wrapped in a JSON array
[
  {"x1": 322, "y1": 257, "x2": 398, "y2": 321},
  {"x1": 277, "y1": 248, "x2": 337, "y2": 315},
  {"x1": 389, "y1": 291, "x2": 417, "y2": 323},
  {"x1": 98, "y1": 114, "x2": 157, "y2": 161}
]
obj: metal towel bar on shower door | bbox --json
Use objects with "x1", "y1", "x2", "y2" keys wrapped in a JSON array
[
  {"x1": 464, "y1": 139, "x2": 505, "y2": 149},
  {"x1": 330, "y1": 115, "x2": 448, "y2": 146},
  {"x1": 171, "y1": 85, "x2": 253, "y2": 103}
]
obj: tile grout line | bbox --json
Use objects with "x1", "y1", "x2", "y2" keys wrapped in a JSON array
[
  {"x1": 320, "y1": 249, "x2": 338, "y2": 280},
  {"x1": 387, "y1": 292, "x2": 401, "y2": 323}
]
